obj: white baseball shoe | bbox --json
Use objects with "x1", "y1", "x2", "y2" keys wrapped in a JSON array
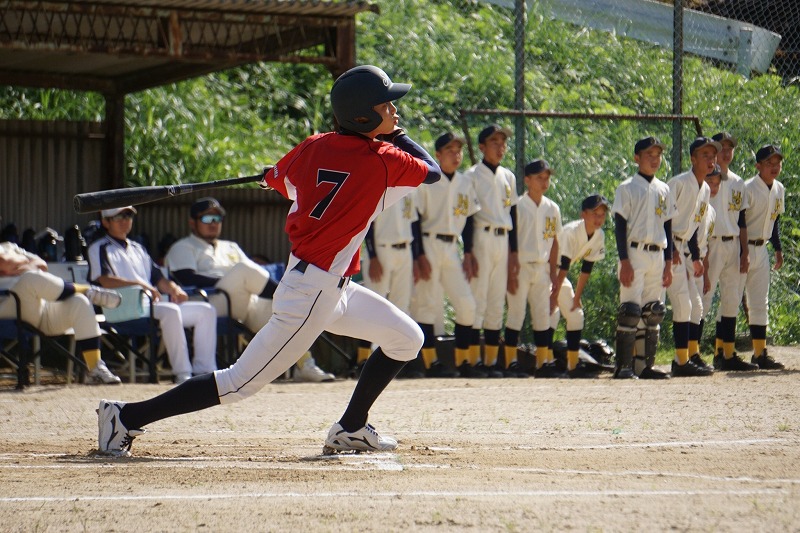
[
  {"x1": 322, "y1": 422, "x2": 398, "y2": 454},
  {"x1": 97, "y1": 400, "x2": 145, "y2": 457},
  {"x1": 293, "y1": 357, "x2": 335, "y2": 382},
  {"x1": 85, "y1": 287, "x2": 122, "y2": 309},
  {"x1": 87, "y1": 360, "x2": 122, "y2": 385}
]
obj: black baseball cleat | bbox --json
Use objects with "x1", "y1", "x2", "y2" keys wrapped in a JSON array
[
  {"x1": 498, "y1": 361, "x2": 529, "y2": 378},
  {"x1": 638, "y1": 366, "x2": 671, "y2": 379},
  {"x1": 567, "y1": 364, "x2": 601, "y2": 379},
  {"x1": 425, "y1": 361, "x2": 459, "y2": 378},
  {"x1": 613, "y1": 367, "x2": 637, "y2": 379},
  {"x1": 458, "y1": 362, "x2": 488, "y2": 378},
  {"x1": 690, "y1": 353, "x2": 711, "y2": 369},
  {"x1": 715, "y1": 352, "x2": 759, "y2": 371},
  {"x1": 752, "y1": 350, "x2": 785, "y2": 370},
  {"x1": 533, "y1": 362, "x2": 567, "y2": 378},
  {"x1": 671, "y1": 359, "x2": 713, "y2": 377},
  {"x1": 475, "y1": 361, "x2": 503, "y2": 378}
]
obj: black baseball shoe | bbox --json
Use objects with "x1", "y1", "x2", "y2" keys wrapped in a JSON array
[
  {"x1": 498, "y1": 361, "x2": 529, "y2": 378},
  {"x1": 690, "y1": 353, "x2": 711, "y2": 369},
  {"x1": 568, "y1": 364, "x2": 601, "y2": 379},
  {"x1": 638, "y1": 366, "x2": 671, "y2": 379},
  {"x1": 425, "y1": 360, "x2": 459, "y2": 378},
  {"x1": 533, "y1": 362, "x2": 567, "y2": 378},
  {"x1": 752, "y1": 350, "x2": 785, "y2": 370},
  {"x1": 613, "y1": 367, "x2": 637, "y2": 379},
  {"x1": 671, "y1": 359, "x2": 713, "y2": 377},
  {"x1": 458, "y1": 362, "x2": 488, "y2": 378},
  {"x1": 475, "y1": 361, "x2": 503, "y2": 378},
  {"x1": 716, "y1": 352, "x2": 759, "y2": 371}
]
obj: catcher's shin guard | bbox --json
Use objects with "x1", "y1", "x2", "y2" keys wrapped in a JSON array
[{"x1": 615, "y1": 302, "x2": 640, "y2": 377}]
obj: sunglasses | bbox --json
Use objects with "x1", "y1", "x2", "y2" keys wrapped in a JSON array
[
  {"x1": 198, "y1": 214, "x2": 223, "y2": 224},
  {"x1": 107, "y1": 212, "x2": 134, "y2": 221}
]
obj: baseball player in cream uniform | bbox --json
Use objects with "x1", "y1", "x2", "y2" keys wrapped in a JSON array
[
  {"x1": 464, "y1": 124, "x2": 518, "y2": 377},
  {"x1": 612, "y1": 136, "x2": 675, "y2": 379},
  {"x1": 665, "y1": 137, "x2": 717, "y2": 377},
  {"x1": 505, "y1": 159, "x2": 561, "y2": 377},
  {"x1": 411, "y1": 132, "x2": 478, "y2": 377},
  {"x1": 702, "y1": 132, "x2": 758, "y2": 371},
  {"x1": 742, "y1": 144, "x2": 786, "y2": 370}
]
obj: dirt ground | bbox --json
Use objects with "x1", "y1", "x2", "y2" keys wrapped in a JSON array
[{"x1": 1, "y1": 347, "x2": 800, "y2": 532}]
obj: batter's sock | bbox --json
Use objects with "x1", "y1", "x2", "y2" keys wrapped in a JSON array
[
  {"x1": 76, "y1": 338, "x2": 101, "y2": 371},
  {"x1": 120, "y1": 373, "x2": 221, "y2": 429},
  {"x1": 338, "y1": 348, "x2": 405, "y2": 432}
]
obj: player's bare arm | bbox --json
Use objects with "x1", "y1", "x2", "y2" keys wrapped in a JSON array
[
  {"x1": 415, "y1": 254, "x2": 432, "y2": 281},
  {"x1": 618, "y1": 259, "x2": 634, "y2": 287}
]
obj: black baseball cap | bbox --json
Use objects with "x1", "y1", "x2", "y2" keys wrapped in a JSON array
[
  {"x1": 190, "y1": 197, "x2": 226, "y2": 218},
  {"x1": 755, "y1": 144, "x2": 783, "y2": 163},
  {"x1": 435, "y1": 132, "x2": 466, "y2": 152},
  {"x1": 634, "y1": 136, "x2": 666, "y2": 155},
  {"x1": 478, "y1": 124, "x2": 512, "y2": 144},
  {"x1": 524, "y1": 159, "x2": 551, "y2": 176},
  {"x1": 689, "y1": 136, "x2": 722, "y2": 155},
  {"x1": 712, "y1": 132, "x2": 737, "y2": 147},
  {"x1": 581, "y1": 194, "x2": 610, "y2": 211}
]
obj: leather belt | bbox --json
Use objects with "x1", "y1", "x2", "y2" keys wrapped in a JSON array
[
  {"x1": 748, "y1": 239, "x2": 766, "y2": 246},
  {"x1": 712, "y1": 236, "x2": 736, "y2": 242},
  {"x1": 630, "y1": 241, "x2": 661, "y2": 252},
  {"x1": 423, "y1": 233, "x2": 456, "y2": 243},
  {"x1": 293, "y1": 260, "x2": 350, "y2": 289},
  {"x1": 484, "y1": 226, "x2": 507, "y2": 236},
  {"x1": 379, "y1": 242, "x2": 407, "y2": 249},
  {"x1": 673, "y1": 235, "x2": 685, "y2": 242}
]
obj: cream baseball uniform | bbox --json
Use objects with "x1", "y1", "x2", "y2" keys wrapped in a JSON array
[
  {"x1": 553, "y1": 218, "x2": 605, "y2": 330},
  {"x1": 689, "y1": 203, "x2": 715, "y2": 324},
  {"x1": 701, "y1": 170, "x2": 749, "y2": 319},
  {"x1": 612, "y1": 173, "x2": 675, "y2": 306},
  {"x1": 413, "y1": 169, "x2": 478, "y2": 326},
  {"x1": 362, "y1": 194, "x2": 417, "y2": 314},
  {"x1": 744, "y1": 174, "x2": 785, "y2": 325},
  {"x1": 666, "y1": 169, "x2": 710, "y2": 322},
  {"x1": 468, "y1": 161, "x2": 518, "y2": 331},
  {"x1": 506, "y1": 194, "x2": 561, "y2": 331}
]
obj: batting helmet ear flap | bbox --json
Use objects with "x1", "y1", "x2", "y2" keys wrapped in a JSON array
[{"x1": 330, "y1": 65, "x2": 411, "y2": 133}]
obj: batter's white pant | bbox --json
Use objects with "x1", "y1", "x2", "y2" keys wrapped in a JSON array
[
  {"x1": 210, "y1": 262, "x2": 273, "y2": 332},
  {"x1": 744, "y1": 243, "x2": 771, "y2": 326},
  {"x1": 665, "y1": 240, "x2": 692, "y2": 323},
  {"x1": 701, "y1": 237, "x2": 744, "y2": 320},
  {"x1": 214, "y1": 257, "x2": 423, "y2": 404},
  {"x1": 506, "y1": 262, "x2": 553, "y2": 331},
  {"x1": 153, "y1": 301, "x2": 217, "y2": 376},
  {"x1": 412, "y1": 235, "x2": 475, "y2": 326},
  {"x1": 552, "y1": 278, "x2": 584, "y2": 331},
  {"x1": 0, "y1": 271, "x2": 100, "y2": 340},
  {"x1": 619, "y1": 247, "x2": 666, "y2": 307},
  {"x1": 361, "y1": 244, "x2": 412, "y2": 314},
  {"x1": 470, "y1": 229, "x2": 508, "y2": 331}
]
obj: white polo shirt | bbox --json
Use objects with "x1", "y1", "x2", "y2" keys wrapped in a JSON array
[
  {"x1": 166, "y1": 234, "x2": 253, "y2": 277},
  {"x1": 558, "y1": 218, "x2": 605, "y2": 266}
]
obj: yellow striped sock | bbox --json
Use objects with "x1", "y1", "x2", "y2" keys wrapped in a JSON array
[
  {"x1": 455, "y1": 348, "x2": 470, "y2": 367},
  {"x1": 82, "y1": 349, "x2": 101, "y2": 371},
  {"x1": 421, "y1": 348, "x2": 437, "y2": 369},
  {"x1": 723, "y1": 342, "x2": 735, "y2": 358},
  {"x1": 715, "y1": 337, "x2": 723, "y2": 353},
  {"x1": 504, "y1": 346, "x2": 517, "y2": 368},
  {"x1": 752, "y1": 338, "x2": 767, "y2": 358},
  {"x1": 675, "y1": 348, "x2": 689, "y2": 365},
  {"x1": 546, "y1": 347, "x2": 555, "y2": 363},
  {"x1": 484, "y1": 345, "x2": 498, "y2": 367},
  {"x1": 535, "y1": 346, "x2": 548, "y2": 369},
  {"x1": 357, "y1": 346, "x2": 371, "y2": 364},
  {"x1": 468, "y1": 345, "x2": 481, "y2": 366},
  {"x1": 567, "y1": 350, "x2": 579, "y2": 371},
  {"x1": 688, "y1": 340, "x2": 699, "y2": 356}
]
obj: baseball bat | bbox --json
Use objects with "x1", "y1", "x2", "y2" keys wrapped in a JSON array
[{"x1": 73, "y1": 172, "x2": 268, "y2": 214}]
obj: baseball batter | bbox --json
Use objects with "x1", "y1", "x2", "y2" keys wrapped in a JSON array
[
  {"x1": 743, "y1": 144, "x2": 786, "y2": 370},
  {"x1": 612, "y1": 136, "x2": 674, "y2": 379},
  {"x1": 664, "y1": 137, "x2": 716, "y2": 377},
  {"x1": 97, "y1": 65, "x2": 441, "y2": 457}
]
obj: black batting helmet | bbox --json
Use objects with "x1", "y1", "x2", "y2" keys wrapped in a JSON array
[{"x1": 330, "y1": 65, "x2": 411, "y2": 133}]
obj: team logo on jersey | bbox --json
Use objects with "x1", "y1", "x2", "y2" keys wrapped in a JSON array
[
  {"x1": 694, "y1": 202, "x2": 707, "y2": 223},
  {"x1": 771, "y1": 198, "x2": 782, "y2": 221},
  {"x1": 504, "y1": 184, "x2": 512, "y2": 207},
  {"x1": 728, "y1": 190, "x2": 742, "y2": 212},
  {"x1": 708, "y1": 221, "x2": 715, "y2": 238},
  {"x1": 655, "y1": 194, "x2": 668, "y2": 217},
  {"x1": 543, "y1": 217, "x2": 558, "y2": 240},
  {"x1": 402, "y1": 197, "x2": 413, "y2": 219},
  {"x1": 453, "y1": 193, "x2": 470, "y2": 217}
]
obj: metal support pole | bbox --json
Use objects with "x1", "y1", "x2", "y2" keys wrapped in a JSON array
[
  {"x1": 672, "y1": 0, "x2": 684, "y2": 173},
  {"x1": 514, "y1": 0, "x2": 526, "y2": 192}
]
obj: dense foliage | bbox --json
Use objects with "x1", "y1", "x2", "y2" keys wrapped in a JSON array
[{"x1": 1, "y1": 0, "x2": 798, "y2": 345}]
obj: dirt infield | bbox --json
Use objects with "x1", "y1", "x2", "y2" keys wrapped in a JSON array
[{"x1": 1, "y1": 347, "x2": 800, "y2": 532}]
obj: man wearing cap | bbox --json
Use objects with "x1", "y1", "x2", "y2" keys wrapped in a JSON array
[
  {"x1": 88, "y1": 206, "x2": 218, "y2": 384},
  {"x1": 741, "y1": 144, "x2": 787, "y2": 370},
  {"x1": 703, "y1": 132, "x2": 757, "y2": 370},
  {"x1": 461, "y1": 124, "x2": 518, "y2": 378},
  {"x1": 407, "y1": 132, "x2": 477, "y2": 378},
  {"x1": 612, "y1": 136, "x2": 675, "y2": 379},
  {"x1": 504, "y1": 158, "x2": 562, "y2": 378},
  {"x1": 664, "y1": 137, "x2": 718, "y2": 377},
  {"x1": 165, "y1": 198, "x2": 335, "y2": 382},
  {"x1": 550, "y1": 194, "x2": 610, "y2": 378}
]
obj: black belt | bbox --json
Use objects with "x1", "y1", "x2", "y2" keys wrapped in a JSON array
[
  {"x1": 630, "y1": 241, "x2": 661, "y2": 252},
  {"x1": 484, "y1": 226, "x2": 507, "y2": 236},
  {"x1": 381, "y1": 242, "x2": 407, "y2": 249},
  {"x1": 423, "y1": 232, "x2": 456, "y2": 243},
  {"x1": 673, "y1": 235, "x2": 685, "y2": 242},
  {"x1": 714, "y1": 236, "x2": 735, "y2": 242},
  {"x1": 293, "y1": 260, "x2": 349, "y2": 289},
  {"x1": 748, "y1": 239, "x2": 766, "y2": 246}
]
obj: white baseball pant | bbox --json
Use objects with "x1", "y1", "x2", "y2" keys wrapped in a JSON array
[
  {"x1": 665, "y1": 240, "x2": 691, "y2": 322},
  {"x1": 362, "y1": 244, "x2": 413, "y2": 314},
  {"x1": 701, "y1": 237, "x2": 744, "y2": 319},
  {"x1": 506, "y1": 261, "x2": 552, "y2": 331},
  {"x1": 619, "y1": 246, "x2": 665, "y2": 308},
  {"x1": 744, "y1": 243, "x2": 771, "y2": 326},
  {"x1": 210, "y1": 261, "x2": 271, "y2": 329},
  {"x1": 412, "y1": 235, "x2": 475, "y2": 326},
  {"x1": 553, "y1": 278, "x2": 584, "y2": 331},
  {"x1": 153, "y1": 301, "x2": 218, "y2": 375},
  {"x1": 470, "y1": 229, "x2": 508, "y2": 331}
]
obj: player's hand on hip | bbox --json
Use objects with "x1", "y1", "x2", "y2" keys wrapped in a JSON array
[{"x1": 618, "y1": 259, "x2": 634, "y2": 288}]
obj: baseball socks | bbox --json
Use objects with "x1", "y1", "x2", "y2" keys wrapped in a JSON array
[
  {"x1": 119, "y1": 373, "x2": 221, "y2": 430},
  {"x1": 337, "y1": 348, "x2": 405, "y2": 432}
]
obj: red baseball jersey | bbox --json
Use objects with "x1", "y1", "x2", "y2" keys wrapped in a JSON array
[{"x1": 265, "y1": 132, "x2": 429, "y2": 276}]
